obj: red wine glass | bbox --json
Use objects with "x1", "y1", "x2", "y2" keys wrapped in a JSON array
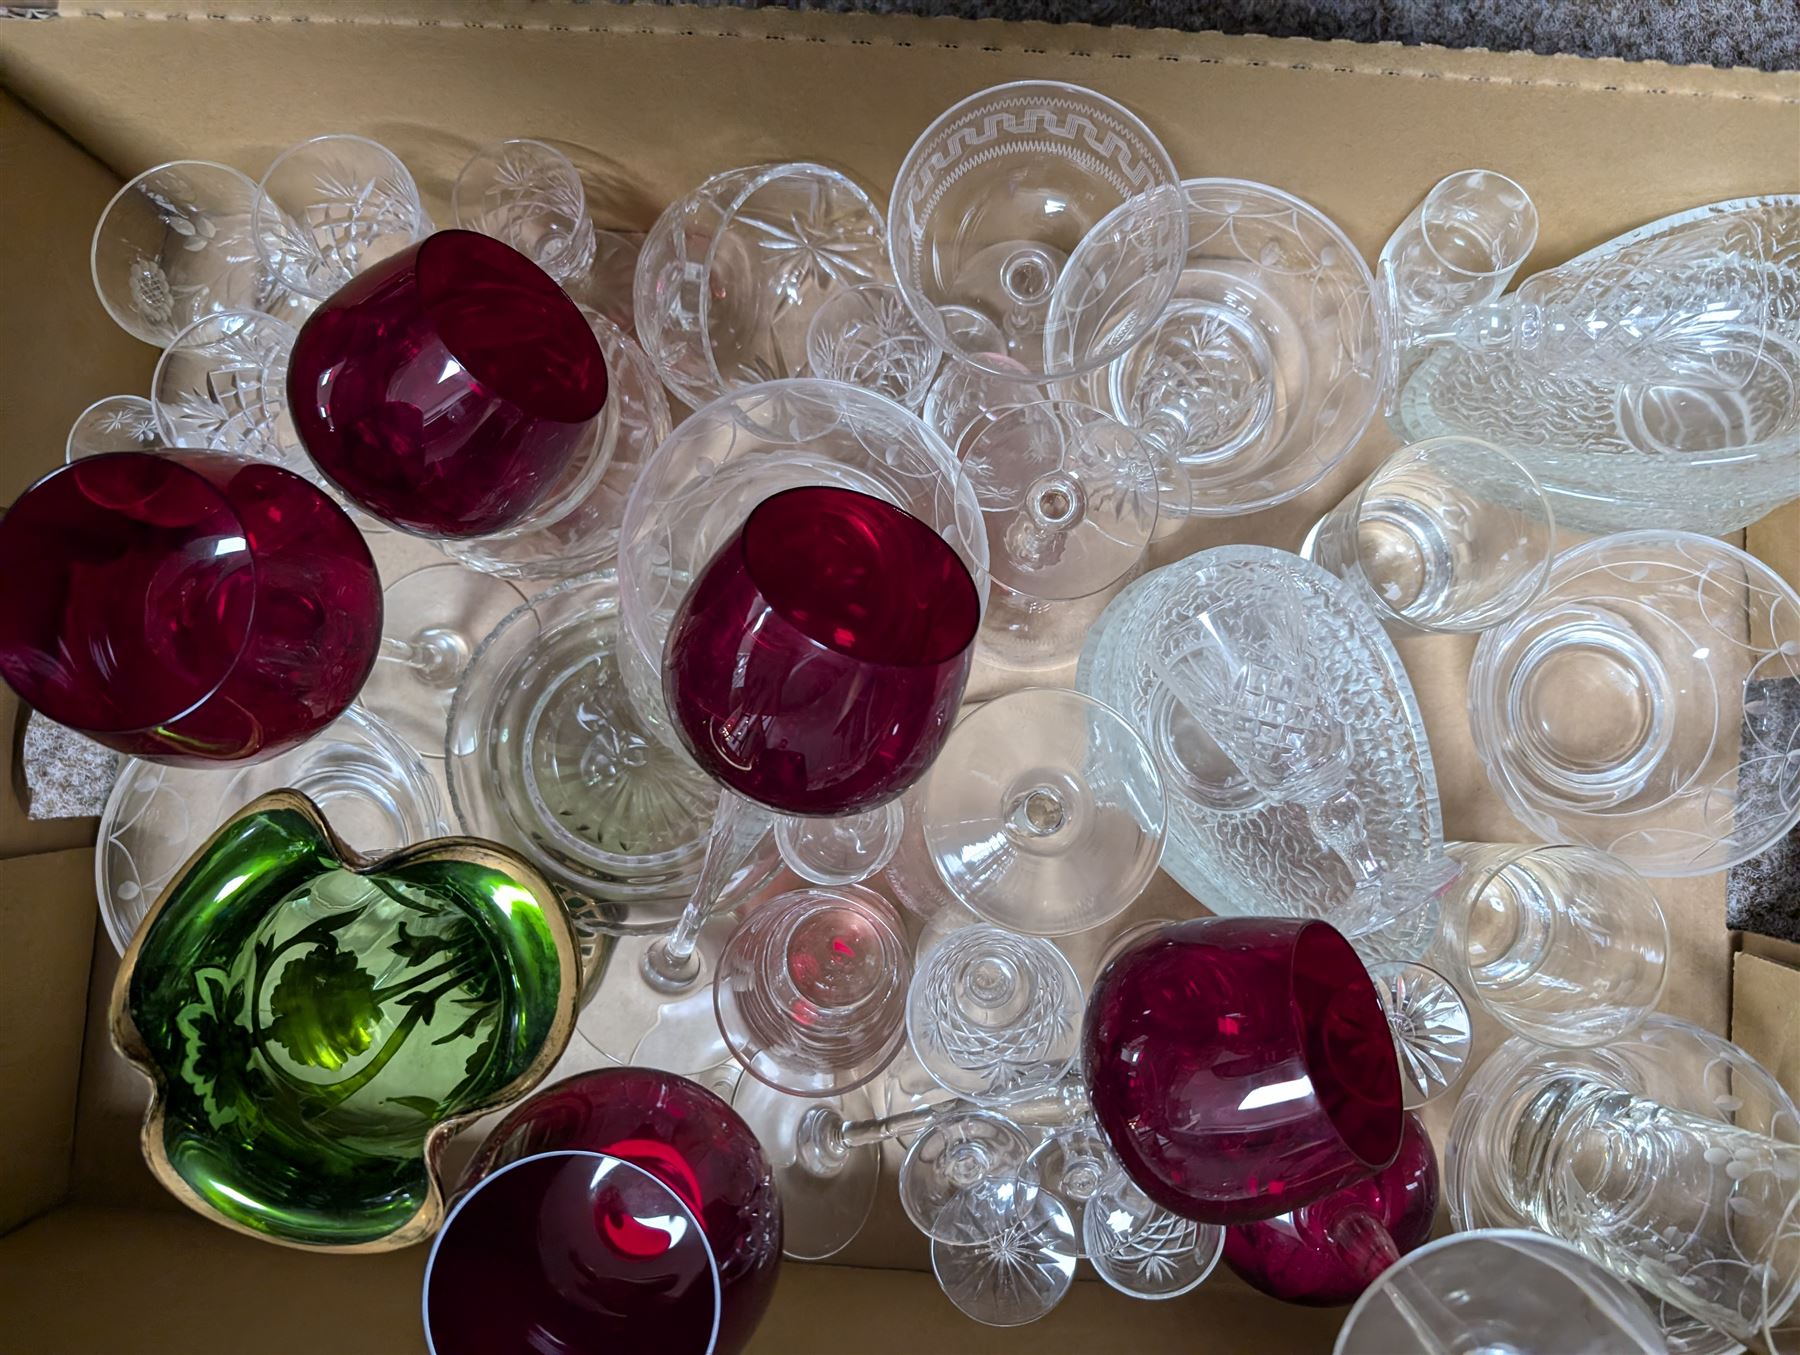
[
  {"x1": 1084, "y1": 916, "x2": 1404, "y2": 1226},
  {"x1": 425, "y1": 1150, "x2": 723, "y2": 1355},
  {"x1": 1222, "y1": 1110, "x2": 1439, "y2": 1306},
  {"x1": 0, "y1": 450, "x2": 380, "y2": 765},
  {"x1": 642, "y1": 484, "x2": 980, "y2": 993},
  {"x1": 287, "y1": 228, "x2": 609, "y2": 539},
  {"x1": 460, "y1": 1067, "x2": 782, "y2": 1355}
]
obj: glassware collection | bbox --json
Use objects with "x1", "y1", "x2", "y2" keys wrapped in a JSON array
[{"x1": 2, "y1": 86, "x2": 1795, "y2": 1352}]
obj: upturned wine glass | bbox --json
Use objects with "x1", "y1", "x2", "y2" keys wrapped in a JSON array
[
  {"x1": 906, "y1": 924, "x2": 1082, "y2": 1104},
  {"x1": 1083, "y1": 1173, "x2": 1226, "y2": 1300},
  {"x1": 460, "y1": 1067, "x2": 783, "y2": 1355},
  {"x1": 253, "y1": 134, "x2": 432, "y2": 303},
  {"x1": 1085, "y1": 917, "x2": 1404, "y2": 1225},
  {"x1": 711, "y1": 884, "x2": 912, "y2": 1096},
  {"x1": 907, "y1": 689, "x2": 1166, "y2": 936},
  {"x1": 0, "y1": 450, "x2": 380, "y2": 764},
  {"x1": 66, "y1": 395, "x2": 160, "y2": 460}
]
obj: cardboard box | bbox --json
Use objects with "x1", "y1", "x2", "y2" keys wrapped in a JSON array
[{"x1": 1, "y1": 4, "x2": 1796, "y2": 1350}]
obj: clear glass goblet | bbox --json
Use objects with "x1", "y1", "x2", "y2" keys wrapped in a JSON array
[
  {"x1": 906, "y1": 923, "x2": 1082, "y2": 1104},
  {"x1": 930, "y1": 1176, "x2": 1078, "y2": 1328},
  {"x1": 151, "y1": 309, "x2": 302, "y2": 467},
  {"x1": 774, "y1": 803, "x2": 905, "y2": 886},
  {"x1": 888, "y1": 80, "x2": 1186, "y2": 380},
  {"x1": 713, "y1": 884, "x2": 912, "y2": 1096},
  {"x1": 1436, "y1": 841, "x2": 1669, "y2": 1047},
  {"x1": 635, "y1": 163, "x2": 887, "y2": 407},
  {"x1": 921, "y1": 353, "x2": 1046, "y2": 459},
  {"x1": 1301, "y1": 436, "x2": 1555, "y2": 634},
  {"x1": 1333, "y1": 1229, "x2": 1666, "y2": 1355},
  {"x1": 92, "y1": 160, "x2": 289, "y2": 347},
  {"x1": 804, "y1": 283, "x2": 942, "y2": 409},
  {"x1": 912, "y1": 688, "x2": 1165, "y2": 936},
  {"x1": 66, "y1": 395, "x2": 160, "y2": 461},
  {"x1": 1083, "y1": 1173, "x2": 1226, "y2": 1300},
  {"x1": 963, "y1": 401, "x2": 1160, "y2": 670},
  {"x1": 95, "y1": 703, "x2": 447, "y2": 955},
  {"x1": 1062, "y1": 178, "x2": 1382, "y2": 517},
  {"x1": 1369, "y1": 960, "x2": 1472, "y2": 1108},
  {"x1": 452, "y1": 138, "x2": 596, "y2": 289},
  {"x1": 1023, "y1": 1119, "x2": 1117, "y2": 1234},
  {"x1": 253, "y1": 134, "x2": 432, "y2": 302},
  {"x1": 898, "y1": 1107, "x2": 1037, "y2": 1240},
  {"x1": 1468, "y1": 529, "x2": 1800, "y2": 874}
]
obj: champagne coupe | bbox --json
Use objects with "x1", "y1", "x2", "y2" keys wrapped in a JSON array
[
  {"x1": 424, "y1": 1151, "x2": 724, "y2": 1355},
  {"x1": 1085, "y1": 917, "x2": 1405, "y2": 1225},
  {"x1": 1222, "y1": 1111, "x2": 1438, "y2": 1306},
  {"x1": 461, "y1": 1067, "x2": 783, "y2": 1355},
  {"x1": 0, "y1": 451, "x2": 380, "y2": 764}
]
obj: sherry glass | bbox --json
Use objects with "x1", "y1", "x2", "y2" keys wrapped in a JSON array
[
  {"x1": 1222, "y1": 1111, "x2": 1438, "y2": 1306},
  {"x1": 424, "y1": 1150, "x2": 724, "y2": 1355},
  {"x1": 151, "y1": 309, "x2": 303, "y2": 468},
  {"x1": 1468, "y1": 529, "x2": 1800, "y2": 874},
  {"x1": 95, "y1": 703, "x2": 446, "y2": 955},
  {"x1": 1436, "y1": 841, "x2": 1669, "y2": 1047},
  {"x1": 253, "y1": 134, "x2": 432, "y2": 303},
  {"x1": 1300, "y1": 436, "x2": 1555, "y2": 634},
  {"x1": 92, "y1": 160, "x2": 291, "y2": 347},
  {"x1": 1085, "y1": 917, "x2": 1405, "y2": 1225},
  {"x1": 0, "y1": 450, "x2": 380, "y2": 764},
  {"x1": 1333, "y1": 1230, "x2": 1666, "y2": 1355},
  {"x1": 712, "y1": 884, "x2": 912, "y2": 1096},
  {"x1": 804, "y1": 283, "x2": 943, "y2": 409},
  {"x1": 287, "y1": 229, "x2": 609, "y2": 540},
  {"x1": 906, "y1": 923, "x2": 1082, "y2": 1104},
  {"x1": 460, "y1": 1067, "x2": 783, "y2": 1355},
  {"x1": 453, "y1": 138, "x2": 595, "y2": 292},
  {"x1": 887, "y1": 80, "x2": 1186, "y2": 380},
  {"x1": 898, "y1": 1107, "x2": 1037, "y2": 1240},
  {"x1": 911, "y1": 689, "x2": 1166, "y2": 936},
  {"x1": 930, "y1": 1176, "x2": 1078, "y2": 1327},
  {"x1": 635, "y1": 163, "x2": 887, "y2": 408},
  {"x1": 66, "y1": 395, "x2": 160, "y2": 460},
  {"x1": 1084, "y1": 1173, "x2": 1226, "y2": 1300},
  {"x1": 1061, "y1": 179, "x2": 1382, "y2": 517},
  {"x1": 774, "y1": 803, "x2": 905, "y2": 887},
  {"x1": 963, "y1": 402, "x2": 1160, "y2": 670}
]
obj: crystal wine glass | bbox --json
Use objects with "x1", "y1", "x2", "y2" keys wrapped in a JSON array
[
  {"x1": 1222, "y1": 1111, "x2": 1438, "y2": 1306},
  {"x1": 898, "y1": 1106, "x2": 1037, "y2": 1240},
  {"x1": 1468, "y1": 529, "x2": 1800, "y2": 874},
  {"x1": 1300, "y1": 436, "x2": 1556, "y2": 634},
  {"x1": 424, "y1": 1150, "x2": 725, "y2": 1355},
  {"x1": 253, "y1": 134, "x2": 432, "y2": 303},
  {"x1": 887, "y1": 80, "x2": 1186, "y2": 380},
  {"x1": 804, "y1": 283, "x2": 943, "y2": 409},
  {"x1": 1435, "y1": 841, "x2": 1669, "y2": 1047},
  {"x1": 1333, "y1": 1229, "x2": 1666, "y2": 1355},
  {"x1": 712, "y1": 884, "x2": 912, "y2": 1096},
  {"x1": 1085, "y1": 917, "x2": 1405, "y2": 1225},
  {"x1": 150, "y1": 309, "x2": 303, "y2": 468},
  {"x1": 906, "y1": 923, "x2": 1082, "y2": 1104},
  {"x1": 1369, "y1": 960, "x2": 1472, "y2": 1108},
  {"x1": 1083, "y1": 1172, "x2": 1226, "y2": 1300},
  {"x1": 95, "y1": 703, "x2": 446, "y2": 955},
  {"x1": 921, "y1": 353, "x2": 1046, "y2": 459},
  {"x1": 909, "y1": 688, "x2": 1166, "y2": 936},
  {"x1": 635, "y1": 163, "x2": 888, "y2": 408},
  {"x1": 91, "y1": 160, "x2": 293, "y2": 347},
  {"x1": 930, "y1": 1176, "x2": 1078, "y2": 1327},
  {"x1": 773, "y1": 803, "x2": 905, "y2": 887},
  {"x1": 460, "y1": 1067, "x2": 783, "y2": 1355},
  {"x1": 0, "y1": 450, "x2": 380, "y2": 764},
  {"x1": 66, "y1": 395, "x2": 160, "y2": 461},
  {"x1": 963, "y1": 401, "x2": 1160, "y2": 670},
  {"x1": 453, "y1": 139, "x2": 596, "y2": 290}
]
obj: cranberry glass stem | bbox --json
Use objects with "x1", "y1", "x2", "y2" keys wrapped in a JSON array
[{"x1": 643, "y1": 790, "x2": 774, "y2": 992}]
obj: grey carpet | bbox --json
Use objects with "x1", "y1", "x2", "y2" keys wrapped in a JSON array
[{"x1": 647, "y1": 0, "x2": 1800, "y2": 72}]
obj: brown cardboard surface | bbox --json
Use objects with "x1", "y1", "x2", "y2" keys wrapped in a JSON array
[
  {"x1": 0, "y1": 3, "x2": 1796, "y2": 1349},
  {"x1": 1732, "y1": 952, "x2": 1800, "y2": 1110},
  {"x1": 0, "y1": 849, "x2": 96, "y2": 1233}
]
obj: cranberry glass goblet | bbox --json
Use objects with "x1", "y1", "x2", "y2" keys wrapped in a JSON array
[
  {"x1": 425, "y1": 1150, "x2": 723, "y2": 1355},
  {"x1": 1222, "y1": 1111, "x2": 1439, "y2": 1306},
  {"x1": 461, "y1": 1067, "x2": 783, "y2": 1355},
  {"x1": 1084, "y1": 917, "x2": 1405, "y2": 1226},
  {"x1": 0, "y1": 451, "x2": 380, "y2": 765},
  {"x1": 287, "y1": 229, "x2": 609, "y2": 538}
]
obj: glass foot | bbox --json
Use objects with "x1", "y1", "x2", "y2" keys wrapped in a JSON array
[
  {"x1": 365, "y1": 563, "x2": 525, "y2": 761},
  {"x1": 732, "y1": 1079, "x2": 881, "y2": 1262},
  {"x1": 1370, "y1": 961, "x2": 1472, "y2": 1107},
  {"x1": 931, "y1": 1177, "x2": 1077, "y2": 1327},
  {"x1": 575, "y1": 916, "x2": 736, "y2": 1070}
]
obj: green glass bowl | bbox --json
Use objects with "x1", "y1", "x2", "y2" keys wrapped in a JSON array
[{"x1": 110, "y1": 789, "x2": 581, "y2": 1251}]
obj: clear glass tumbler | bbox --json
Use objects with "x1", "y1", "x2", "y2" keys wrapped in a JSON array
[
  {"x1": 1300, "y1": 436, "x2": 1555, "y2": 633},
  {"x1": 1378, "y1": 169, "x2": 1539, "y2": 339}
]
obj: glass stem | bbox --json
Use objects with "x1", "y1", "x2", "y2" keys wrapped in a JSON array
[
  {"x1": 378, "y1": 629, "x2": 468, "y2": 687},
  {"x1": 642, "y1": 790, "x2": 772, "y2": 993},
  {"x1": 815, "y1": 1077, "x2": 1093, "y2": 1166},
  {"x1": 1376, "y1": 1253, "x2": 1474, "y2": 1355},
  {"x1": 1316, "y1": 1205, "x2": 1402, "y2": 1286}
]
